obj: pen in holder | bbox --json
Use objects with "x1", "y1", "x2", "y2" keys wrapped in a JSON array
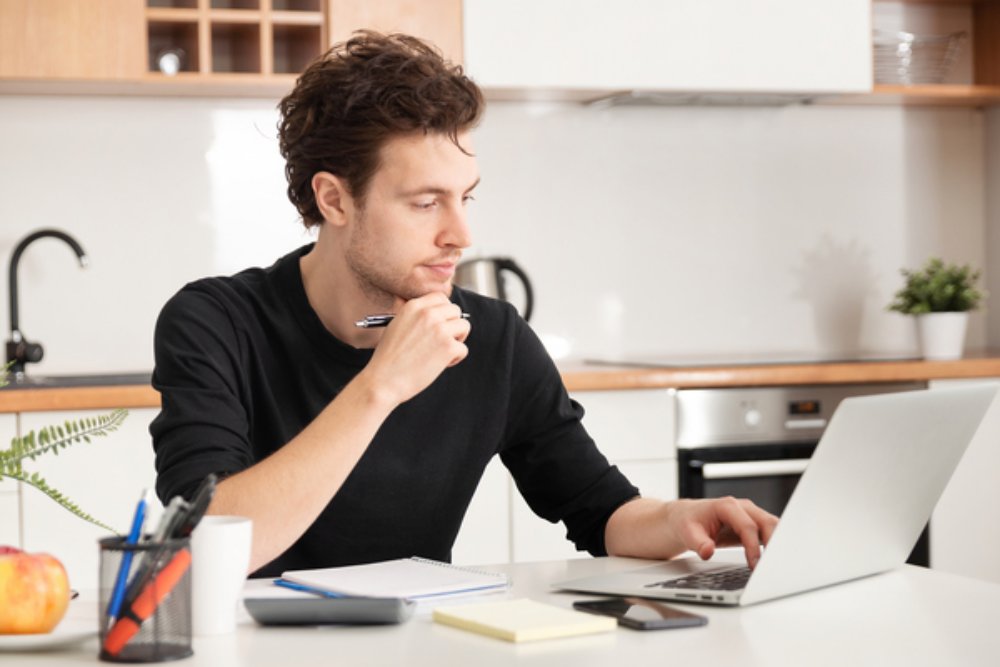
[{"x1": 98, "y1": 536, "x2": 193, "y2": 663}]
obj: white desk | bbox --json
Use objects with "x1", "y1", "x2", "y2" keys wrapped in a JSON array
[{"x1": 10, "y1": 557, "x2": 1000, "y2": 666}]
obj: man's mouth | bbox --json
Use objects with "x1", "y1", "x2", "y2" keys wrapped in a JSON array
[{"x1": 424, "y1": 262, "x2": 457, "y2": 279}]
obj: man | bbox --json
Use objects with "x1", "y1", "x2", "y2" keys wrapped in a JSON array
[{"x1": 152, "y1": 31, "x2": 776, "y2": 577}]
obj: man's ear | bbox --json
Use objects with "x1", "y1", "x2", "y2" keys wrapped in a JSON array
[{"x1": 312, "y1": 172, "x2": 353, "y2": 227}]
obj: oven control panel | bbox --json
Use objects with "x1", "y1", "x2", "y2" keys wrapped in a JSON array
[{"x1": 675, "y1": 382, "x2": 926, "y2": 448}]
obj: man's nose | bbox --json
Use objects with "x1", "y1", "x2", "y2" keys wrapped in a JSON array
[{"x1": 439, "y1": 204, "x2": 472, "y2": 249}]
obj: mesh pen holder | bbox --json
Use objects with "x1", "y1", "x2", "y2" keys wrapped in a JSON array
[{"x1": 98, "y1": 536, "x2": 193, "y2": 663}]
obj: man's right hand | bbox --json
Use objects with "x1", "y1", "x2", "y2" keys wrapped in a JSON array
[{"x1": 362, "y1": 293, "x2": 471, "y2": 407}]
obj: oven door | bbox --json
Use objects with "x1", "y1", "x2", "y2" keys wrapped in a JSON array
[
  {"x1": 678, "y1": 442, "x2": 816, "y2": 517},
  {"x1": 677, "y1": 442, "x2": 930, "y2": 567}
]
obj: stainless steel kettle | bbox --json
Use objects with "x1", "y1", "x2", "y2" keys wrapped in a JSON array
[{"x1": 454, "y1": 257, "x2": 534, "y2": 321}]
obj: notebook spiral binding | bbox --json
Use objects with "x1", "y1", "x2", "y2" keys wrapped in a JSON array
[{"x1": 410, "y1": 557, "x2": 511, "y2": 585}]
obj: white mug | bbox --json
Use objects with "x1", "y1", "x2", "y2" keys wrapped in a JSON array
[{"x1": 190, "y1": 515, "x2": 253, "y2": 636}]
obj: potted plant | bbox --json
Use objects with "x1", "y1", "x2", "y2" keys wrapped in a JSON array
[
  {"x1": 887, "y1": 257, "x2": 985, "y2": 360},
  {"x1": 0, "y1": 368, "x2": 125, "y2": 533}
]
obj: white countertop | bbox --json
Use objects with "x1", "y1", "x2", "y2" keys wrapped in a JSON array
[{"x1": 8, "y1": 556, "x2": 1000, "y2": 666}]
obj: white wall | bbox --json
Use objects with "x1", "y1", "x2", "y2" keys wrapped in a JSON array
[
  {"x1": 470, "y1": 102, "x2": 986, "y2": 361},
  {"x1": 0, "y1": 97, "x2": 312, "y2": 375},
  {"x1": 0, "y1": 95, "x2": 990, "y2": 373}
]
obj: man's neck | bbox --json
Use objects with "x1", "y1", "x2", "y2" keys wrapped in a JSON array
[{"x1": 299, "y1": 241, "x2": 386, "y2": 349}]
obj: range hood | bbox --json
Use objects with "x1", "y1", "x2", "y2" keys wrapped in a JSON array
[{"x1": 585, "y1": 90, "x2": 821, "y2": 108}]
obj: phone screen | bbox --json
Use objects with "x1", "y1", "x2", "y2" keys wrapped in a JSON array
[{"x1": 573, "y1": 597, "x2": 708, "y2": 630}]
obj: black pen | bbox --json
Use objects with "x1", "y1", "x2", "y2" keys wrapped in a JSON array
[{"x1": 354, "y1": 313, "x2": 470, "y2": 329}]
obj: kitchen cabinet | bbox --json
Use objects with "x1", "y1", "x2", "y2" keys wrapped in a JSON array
[
  {"x1": 452, "y1": 389, "x2": 678, "y2": 564},
  {"x1": 327, "y1": 0, "x2": 461, "y2": 65},
  {"x1": 463, "y1": 0, "x2": 872, "y2": 100},
  {"x1": 143, "y1": 0, "x2": 326, "y2": 81},
  {"x1": 0, "y1": 0, "x2": 145, "y2": 80},
  {"x1": 928, "y1": 378, "x2": 1000, "y2": 585},
  {"x1": 17, "y1": 408, "x2": 159, "y2": 591},
  {"x1": 0, "y1": 0, "x2": 461, "y2": 96},
  {"x1": 510, "y1": 389, "x2": 677, "y2": 562},
  {"x1": 0, "y1": 414, "x2": 19, "y2": 548},
  {"x1": 451, "y1": 459, "x2": 510, "y2": 565}
]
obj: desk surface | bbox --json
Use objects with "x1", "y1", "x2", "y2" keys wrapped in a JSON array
[{"x1": 9, "y1": 556, "x2": 1000, "y2": 666}]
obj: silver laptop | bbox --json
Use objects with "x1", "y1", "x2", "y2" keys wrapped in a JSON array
[{"x1": 555, "y1": 384, "x2": 998, "y2": 606}]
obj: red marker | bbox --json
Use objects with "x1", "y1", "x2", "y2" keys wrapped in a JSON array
[{"x1": 102, "y1": 547, "x2": 192, "y2": 657}]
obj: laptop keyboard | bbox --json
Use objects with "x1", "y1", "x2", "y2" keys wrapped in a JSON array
[{"x1": 644, "y1": 566, "x2": 752, "y2": 591}]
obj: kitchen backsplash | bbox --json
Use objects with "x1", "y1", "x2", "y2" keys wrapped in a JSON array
[{"x1": 0, "y1": 95, "x2": 993, "y2": 374}]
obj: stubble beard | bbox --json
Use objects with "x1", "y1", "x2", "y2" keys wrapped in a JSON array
[{"x1": 345, "y1": 213, "x2": 437, "y2": 308}]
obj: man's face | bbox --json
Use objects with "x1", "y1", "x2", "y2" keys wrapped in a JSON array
[{"x1": 344, "y1": 131, "x2": 480, "y2": 305}]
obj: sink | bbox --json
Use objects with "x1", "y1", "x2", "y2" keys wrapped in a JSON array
[{"x1": 1, "y1": 372, "x2": 152, "y2": 389}]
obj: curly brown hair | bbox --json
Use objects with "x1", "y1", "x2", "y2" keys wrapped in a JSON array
[{"x1": 277, "y1": 31, "x2": 484, "y2": 228}]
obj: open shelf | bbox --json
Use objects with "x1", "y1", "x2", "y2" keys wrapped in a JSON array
[
  {"x1": 211, "y1": 22, "x2": 260, "y2": 73},
  {"x1": 273, "y1": 24, "x2": 323, "y2": 73},
  {"x1": 144, "y1": 0, "x2": 325, "y2": 78},
  {"x1": 865, "y1": 0, "x2": 1000, "y2": 106},
  {"x1": 148, "y1": 19, "x2": 200, "y2": 74}
]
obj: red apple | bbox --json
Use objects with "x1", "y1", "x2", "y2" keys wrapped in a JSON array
[{"x1": 0, "y1": 549, "x2": 70, "y2": 634}]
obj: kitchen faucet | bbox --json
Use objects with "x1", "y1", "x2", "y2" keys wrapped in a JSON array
[{"x1": 6, "y1": 229, "x2": 88, "y2": 378}]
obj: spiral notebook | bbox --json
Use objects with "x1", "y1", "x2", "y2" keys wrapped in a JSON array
[{"x1": 280, "y1": 557, "x2": 510, "y2": 600}]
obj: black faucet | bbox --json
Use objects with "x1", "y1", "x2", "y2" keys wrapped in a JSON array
[{"x1": 6, "y1": 229, "x2": 88, "y2": 378}]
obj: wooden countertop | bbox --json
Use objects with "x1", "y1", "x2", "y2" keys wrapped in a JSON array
[
  {"x1": 0, "y1": 384, "x2": 160, "y2": 412},
  {"x1": 561, "y1": 353, "x2": 1000, "y2": 391},
  {"x1": 3, "y1": 354, "x2": 1000, "y2": 412}
]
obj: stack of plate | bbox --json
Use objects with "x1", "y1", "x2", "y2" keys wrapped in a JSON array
[{"x1": 873, "y1": 30, "x2": 966, "y2": 85}]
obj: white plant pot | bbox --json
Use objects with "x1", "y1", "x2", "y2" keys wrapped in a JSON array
[{"x1": 915, "y1": 312, "x2": 969, "y2": 360}]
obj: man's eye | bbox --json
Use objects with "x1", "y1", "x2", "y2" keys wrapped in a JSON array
[
  {"x1": 414, "y1": 200, "x2": 437, "y2": 210},
  {"x1": 463, "y1": 194, "x2": 476, "y2": 205}
]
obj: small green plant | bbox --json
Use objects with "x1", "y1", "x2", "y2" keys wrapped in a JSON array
[
  {"x1": 887, "y1": 258, "x2": 985, "y2": 315},
  {"x1": 0, "y1": 367, "x2": 125, "y2": 533}
]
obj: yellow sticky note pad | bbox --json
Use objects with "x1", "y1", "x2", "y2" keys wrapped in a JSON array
[{"x1": 432, "y1": 598, "x2": 617, "y2": 643}]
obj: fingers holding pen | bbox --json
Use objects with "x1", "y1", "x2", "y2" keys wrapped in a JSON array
[
  {"x1": 364, "y1": 294, "x2": 471, "y2": 403},
  {"x1": 392, "y1": 294, "x2": 470, "y2": 343}
]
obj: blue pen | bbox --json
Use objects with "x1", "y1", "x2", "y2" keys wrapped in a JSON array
[
  {"x1": 274, "y1": 578, "x2": 345, "y2": 598},
  {"x1": 106, "y1": 489, "x2": 151, "y2": 624}
]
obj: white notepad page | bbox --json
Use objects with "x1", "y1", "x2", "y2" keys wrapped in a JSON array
[{"x1": 281, "y1": 557, "x2": 510, "y2": 599}]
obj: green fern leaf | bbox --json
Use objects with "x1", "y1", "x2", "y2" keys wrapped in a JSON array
[
  {"x1": 5, "y1": 469, "x2": 117, "y2": 534},
  {"x1": 0, "y1": 409, "x2": 129, "y2": 533}
]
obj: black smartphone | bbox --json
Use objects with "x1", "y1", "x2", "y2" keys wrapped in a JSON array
[{"x1": 573, "y1": 597, "x2": 708, "y2": 631}]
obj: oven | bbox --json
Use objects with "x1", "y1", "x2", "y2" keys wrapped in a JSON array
[{"x1": 675, "y1": 382, "x2": 931, "y2": 566}]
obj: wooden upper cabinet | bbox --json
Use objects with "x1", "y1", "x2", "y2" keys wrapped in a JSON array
[
  {"x1": 0, "y1": 0, "x2": 462, "y2": 95},
  {"x1": 0, "y1": 0, "x2": 145, "y2": 79},
  {"x1": 327, "y1": 0, "x2": 462, "y2": 65},
  {"x1": 973, "y1": 1, "x2": 1000, "y2": 86}
]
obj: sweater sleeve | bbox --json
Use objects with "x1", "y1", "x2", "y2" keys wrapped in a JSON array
[
  {"x1": 150, "y1": 285, "x2": 256, "y2": 503},
  {"x1": 498, "y1": 320, "x2": 639, "y2": 556}
]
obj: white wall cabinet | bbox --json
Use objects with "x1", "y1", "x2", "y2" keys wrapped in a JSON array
[
  {"x1": 509, "y1": 389, "x2": 677, "y2": 562},
  {"x1": 0, "y1": 414, "x2": 19, "y2": 547},
  {"x1": 928, "y1": 379, "x2": 1000, "y2": 585},
  {"x1": 451, "y1": 458, "x2": 510, "y2": 566},
  {"x1": 18, "y1": 407, "x2": 159, "y2": 591},
  {"x1": 452, "y1": 388, "x2": 677, "y2": 564},
  {"x1": 463, "y1": 0, "x2": 872, "y2": 96}
]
